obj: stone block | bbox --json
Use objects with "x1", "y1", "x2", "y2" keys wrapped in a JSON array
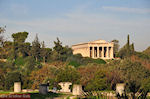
[
  {"x1": 72, "y1": 84, "x2": 83, "y2": 95},
  {"x1": 58, "y1": 82, "x2": 72, "y2": 93},
  {"x1": 116, "y1": 83, "x2": 125, "y2": 95},
  {"x1": 14, "y1": 82, "x2": 21, "y2": 93}
]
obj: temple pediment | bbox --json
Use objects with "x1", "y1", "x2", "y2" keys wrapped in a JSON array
[{"x1": 88, "y1": 40, "x2": 107, "y2": 44}]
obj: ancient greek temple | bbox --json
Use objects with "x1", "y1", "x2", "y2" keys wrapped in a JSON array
[{"x1": 72, "y1": 40, "x2": 114, "y2": 59}]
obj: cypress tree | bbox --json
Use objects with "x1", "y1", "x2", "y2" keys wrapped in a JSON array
[{"x1": 126, "y1": 34, "x2": 131, "y2": 56}]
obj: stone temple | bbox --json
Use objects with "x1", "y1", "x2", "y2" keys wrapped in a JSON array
[{"x1": 72, "y1": 40, "x2": 114, "y2": 59}]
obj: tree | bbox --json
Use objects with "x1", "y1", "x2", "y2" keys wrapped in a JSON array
[
  {"x1": 85, "y1": 70, "x2": 108, "y2": 91},
  {"x1": 22, "y1": 56, "x2": 37, "y2": 75},
  {"x1": 12, "y1": 32, "x2": 28, "y2": 43},
  {"x1": 106, "y1": 70, "x2": 122, "y2": 90},
  {"x1": 0, "y1": 68, "x2": 5, "y2": 90},
  {"x1": 118, "y1": 35, "x2": 135, "y2": 58},
  {"x1": 111, "y1": 39, "x2": 119, "y2": 57},
  {"x1": 125, "y1": 34, "x2": 131, "y2": 57},
  {"x1": 127, "y1": 35, "x2": 130, "y2": 50},
  {"x1": 31, "y1": 34, "x2": 41, "y2": 62},
  {"x1": 23, "y1": 42, "x2": 31, "y2": 56},
  {"x1": 30, "y1": 65, "x2": 57, "y2": 89},
  {"x1": 78, "y1": 64, "x2": 109, "y2": 91},
  {"x1": 60, "y1": 46, "x2": 73, "y2": 61},
  {"x1": 0, "y1": 41, "x2": 13, "y2": 59},
  {"x1": 130, "y1": 43, "x2": 135, "y2": 54},
  {"x1": 53, "y1": 37, "x2": 63, "y2": 52},
  {"x1": 56, "y1": 66, "x2": 80, "y2": 84},
  {"x1": 53, "y1": 37, "x2": 63, "y2": 60},
  {"x1": 78, "y1": 65, "x2": 97, "y2": 87},
  {"x1": 53, "y1": 38, "x2": 73, "y2": 61},
  {"x1": 0, "y1": 26, "x2": 5, "y2": 47},
  {"x1": 40, "y1": 41, "x2": 46, "y2": 63},
  {"x1": 11, "y1": 32, "x2": 29, "y2": 58},
  {"x1": 138, "y1": 77, "x2": 150, "y2": 99},
  {"x1": 5, "y1": 71, "x2": 22, "y2": 90},
  {"x1": 116, "y1": 59, "x2": 150, "y2": 99},
  {"x1": 143, "y1": 46, "x2": 150, "y2": 56},
  {"x1": 40, "y1": 41, "x2": 52, "y2": 63}
]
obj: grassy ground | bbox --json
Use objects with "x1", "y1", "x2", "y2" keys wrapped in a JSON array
[
  {"x1": 0, "y1": 91, "x2": 12, "y2": 94},
  {"x1": 30, "y1": 92, "x2": 61, "y2": 99},
  {"x1": 0, "y1": 91, "x2": 62, "y2": 99}
]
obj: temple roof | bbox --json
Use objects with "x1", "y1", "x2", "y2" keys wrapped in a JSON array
[
  {"x1": 72, "y1": 39, "x2": 111, "y2": 47},
  {"x1": 88, "y1": 40, "x2": 107, "y2": 43}
]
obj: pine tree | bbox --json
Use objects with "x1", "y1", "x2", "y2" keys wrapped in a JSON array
[
  {"x1": 12, "y1": 31, "x2": 29, "y2": 58},
  {"x1": 40, "y1": 41, "x2": 47, "y2": 63},
  {"x1": 31, "y1": 34, "x2": 41, "y2": 62},
  {"x1": 53, "y1": 37, "x2": 63, "y2": 60}
]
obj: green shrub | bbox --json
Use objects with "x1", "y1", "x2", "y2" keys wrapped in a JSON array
[
  {"x1": 92, "y1": 59, "x2": 106, "y2": 64},
  {"x1": 56, "y1": 66, "x2": 80, "y2": 84},
  {"x1": 135, "y1": 52, "x2": 150, "y2": 59},
  {"x1": 82, "y1": 58, "x2": 106, "y2": 65},
  {"x1": 14, "y1": 57, "x2": 25, "y2": 66},
  {"x1": 85, "y1": 70, "x2": 108, "y2": 91},
  {"x1": 68, "y1": 61, "x2": 80, "y2": 67},
  {"x1": 5, "y1": 71, "x2": 22, "y2": 90}
]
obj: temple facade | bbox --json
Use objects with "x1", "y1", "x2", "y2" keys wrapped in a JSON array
[{"x1": 72, "y1": 40, "x2": 114, "y2": 59}]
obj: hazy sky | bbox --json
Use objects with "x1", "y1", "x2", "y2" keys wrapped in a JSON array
[{"x1": 0, "y1": 0, "x2": 150, "y2": 51}]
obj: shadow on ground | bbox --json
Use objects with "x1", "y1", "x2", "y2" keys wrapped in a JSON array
[{"x1": 30, "y1": 92, "x2": 61, "y2": 99}]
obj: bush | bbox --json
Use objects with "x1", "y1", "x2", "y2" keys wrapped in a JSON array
[
  {"x1": 68, "y1": 61, "x2": 80, "y2": 67},
  {"x1": 5, "y1": 71, "x2": 22, "y2": 90},
  {"x1": 67, "y1": 55, "x2": 106, "y2": 67},
  {"x1": 85, "y1": 70, "x2": 108, "y2": 91},
  {"x1": 135, "y1": 52, "x2": 150, "y2": 60},
  {"x1": 66, "y1": 54, "x2": 82, "y2": 67},
  {"x1": 0, "y1": 68, "x2": 5, "y2": 90},
  {"x1": 56, "y1": 66, "x2": 80, "y2": 84},
  {"x1": 92, "y1": 59, "x2": 106, "y2": 64},
  {"x1": 14, "y1": 57, "x2": 25, "y2": 66}
]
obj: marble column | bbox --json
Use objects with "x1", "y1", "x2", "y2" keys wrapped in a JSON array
[
  {"x1": 92, "y1": 47, "x2": 94, "y2": 58},
  {"x1": 94, "y1": 47, "x2": 96, "y2": 57},
  {"x1": 102, "y1": 47, "x2": 104, "y2": 58},
  {"x1": 89, "y1": 47, "x2": 91, "y2": 57},
  {"x1": 110, "y1": 47, "x2": 114, "y2": 58},
  {"x1": 108, "y1": 47, "x2": 110, "y2": 58},
  {"x1": 106, "y1": 47, "x2": 109, "y2": 58},
  {"x1": 97, "y1": 47, "x2": 99, "y2": 58}
]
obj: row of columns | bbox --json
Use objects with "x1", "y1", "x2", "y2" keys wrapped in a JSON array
[{"x1": 89, "y1": 46, "x2": 113, "y2": 59}]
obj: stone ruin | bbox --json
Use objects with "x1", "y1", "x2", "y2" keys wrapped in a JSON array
[
  {"x1": 14, "y1": 82, "x2": 21, "y2": 92},
  {"x1": 72, "y1": 84, "x2": 83, "y2": 95},
  {"x1": 58, "y1": 82, "x2": 72, "y2": 93},
  {"x1": 116, "y1": 83, "x2": 126, "y2": 96}
]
